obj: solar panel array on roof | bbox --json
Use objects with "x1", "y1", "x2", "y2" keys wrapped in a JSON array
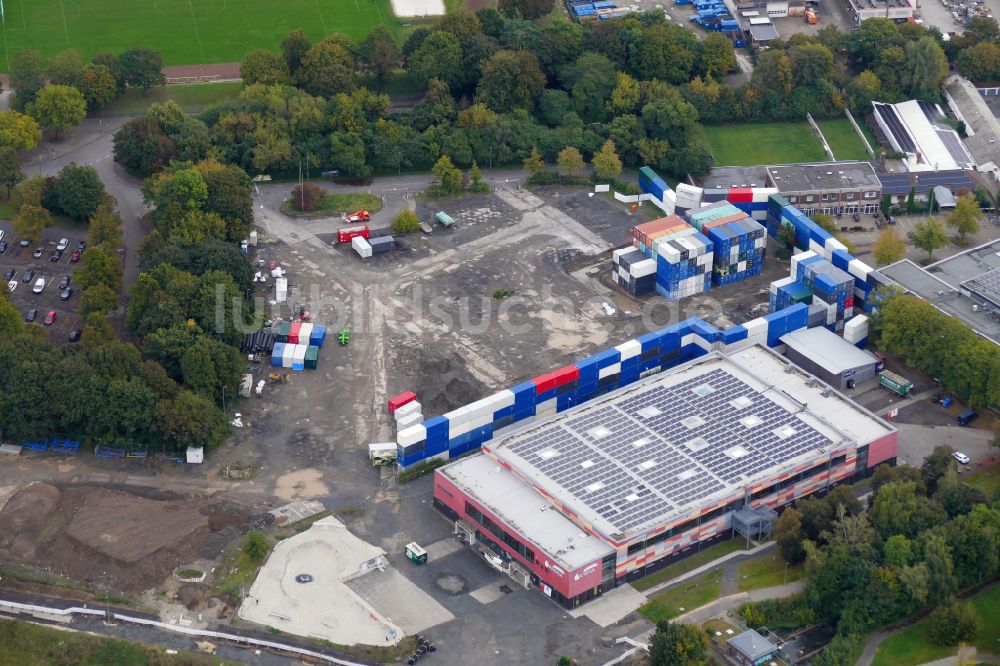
[
  {"x1": 874, "y1": 103, "x2": 916, "y2": 153},
  {"x1": 505, "y1": 367, "x2": 831, "y2": 533}
]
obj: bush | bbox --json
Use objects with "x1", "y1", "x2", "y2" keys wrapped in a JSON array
[
  {"x1": 928, "y1": 600, "x2": 979, "y2": 646},
  {"x1": 392, "y1": 209, "x2": 420, "y2": 234},
  {"x1": 812, "y1": 633, "x2": 864, "y2": 666},
  {"x1": 289, "y1": 182, "x2": 325, "y2": 212},
  {"x1": 242, "y1": 531, "x2": 270, "y2": 562},
  {"x1": 741, "y1": 594, "x2": 816, "y2": 629}
]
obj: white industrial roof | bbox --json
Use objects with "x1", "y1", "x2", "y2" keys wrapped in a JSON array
[
  {"x1": 439, "y1": 454, "x2": 614, "y2": 570},
  {"x1": 475, "y1": 346, "x2": 892, "y2": 542},
  {"x1": 880, "y1": 100, "x2": 975, "y2": 171},
  {"x1": 780, "y1": 327, "x2": 880, "y2": 375}
]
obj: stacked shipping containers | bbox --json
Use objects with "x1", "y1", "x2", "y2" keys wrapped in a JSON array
[
  {"x1": 654, "y1": 233, "x2": 713, "y2": 301},
  {"x1": 843, "y1": 314, "x2": 870, "y2": 348},
  {"x1": 685, "y1": 203, "x2": 766, "y2": 286},
  {"x1": 271, "y1": 321, "x2": 326, "y2": 369},
  {"x1": 612, "y1": 248, "x2": 657, "y2": 296},
  {"x1": 396, "y1": 303, "x2": 811, "y2": 468}
]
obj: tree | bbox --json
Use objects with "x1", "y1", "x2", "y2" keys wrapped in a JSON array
[
  {"x1": 10, "y1": 49, "x2": 46, "y2": 109},
  {"x1": 753, "y1": 50, "x2": 793, "y2": 99},
  {"x1": 243, "y1": 531, "x2": 270, "y2": 562},
  {"x1": 0, "y1": 298, "x2": 22, "y2": 337},
  {"x1": 946, "y1": 194, "x2": 982, "y2": 245},
  {"x1": 699, "y1": 33, "x2": 736, "y2": 80},
  {"x1": 929, "y1": 600, "x2": 978, "y2": 645},
  {"x1": 908, "y1": 218, "x2": 949, "y2": 262},
  {"x1": 116, "y1": 46, "x2": 166, "y2": 92},
  {"x1": 523, "y1": 146, "x2": 545, "y2": 176},
  {"x1": 789, "y1": 43, "x2": 835, "y2": 89},
  {"x1": 592, "y1": 140, "x2": 622, "y2": 181},
  {"x1": 958, "y1": 41, "x2": 1000, "y2": 82},
  {"x1": 922, "y1": 445, "x2": 956, "y2": 495},
  {"x1": 0, "y1": 110, "x2": 42, "y2": 153},
  {"x1": 475, "y1": 50, "x2": 546, "y2": 113},
  {"x1": 194, "y1": 160, "x2": 253, "y2": 240},
  {"x1": 112, "y1": 116, "x2": 175, "y2": 177},
  {"x1": 290, "y1": 182, "x2": 325, "y2": 212},
  {"x1": 52, "y1": 163, "x2": 106, "y2": 219},
  {"x1": 27, "y1": 85, "x2": 86, "y2": 137},
  {"x1": 883, "y1": 534, "x2": 913, "y2": 568},
  {"x1": 775, "y1": 507, "x2": 806, "y2": 564},
  {"x1": 431, "y1": 155, "x2": 463, "y2": 194},
  {"x1": 846, "y1": 70, "x2": 881, "y2": 113},
  {"x1": 924, "y1": 533, "x2": 958, "y2": 603},
  {"x1": 0, "y1": 152, "x2": 23, "y2": 198},
  {"x1": 47, "y1": 48, "x2": 84, "y2": 86},
  {"x1": 556, "y1": 146, "x2": 584, "y2": 177},
  {"x1": 904, "y1": 37, "x2": 948, "y2": 100},
  {"x1": 392, "y1": 209, "x2": 420, "y2": 233},
  {"x1": 297, "y1": 41, "x2": 356, "y2": 98},
  {"x1": 498, "y1": 0, "x2": 554, "y2": 19},
  {"x1": 361, "y1": 26, "x2": 402, "y2": 88},
  {"x1": 79, "y1": 282, "x2": 120, "y2": 316},
  {"x1": 77, "y1": 64, "x2": 120, "y2": 111},
  {"x1": 873, "y1": 226, "x2": 906, "y2": 265},
  {"x1": 648, "y1": 621, "x2": 707, "y2": 666},
  {"x1": 568, "y1": 52, "x2": 617, "y2": 121},
  {"x1": 872, "y1": 481, "x2": 919, "y2": 539},
  {"x1": 776, "y1": 222, "x2": 796, "y2": 259},
  {"x1": 89, "y1": 197, "x2": 124, "y2": 249},
  {"x1": 77, "y1": 246, "x2": 122, "y2": 291},
  {"x1": 153, "y1": 389, "x2": 227, "y2": 451},
  {"x1": 240, "y1": 50, "x2": 290, "y2": 86},
  {"x1": 410, "y1": 32, "x2": 463, "y2": 89},
  {"x1": 281, "y1": 29, "x2": 312, "y2": 76},
  {"x1": 12, "y1": 203, "x2": 52, "y2": 244}
]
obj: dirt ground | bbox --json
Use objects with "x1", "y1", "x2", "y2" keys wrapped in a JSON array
[{"x1": 0, "y1": 483, "x2": 251, "y2": 592}]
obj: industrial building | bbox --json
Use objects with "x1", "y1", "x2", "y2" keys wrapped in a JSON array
[
  {"x1": 844, "y1": 0, "x2": 915, "y2": 24},
  {"x1": 781, "y1": 327, "x2": 881, "y2": 389},
  {"x1": 942, "y1": 75, "x2": 1000, "y2": 185},
  {"x1": 873, "y1": 100, "x2": 976, "y2": 172},
  {"x1": 433, "y1": 346, "x2": 897, "y2": 607},
  {"x1": 880, "y1": 238, "x2": 1000, "y2": 345}
]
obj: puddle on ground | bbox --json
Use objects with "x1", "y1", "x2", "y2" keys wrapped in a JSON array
[{"x1": 274, "y1": 468, "x2": 329, "y2": 501}]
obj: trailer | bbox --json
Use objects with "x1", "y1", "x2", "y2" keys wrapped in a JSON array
[
  {"x1": 368, "y1": 442, "x2": 398, "y2": 466},
  {"x1": 878, "y1": 370, "x2": 912, "y2": 397}
]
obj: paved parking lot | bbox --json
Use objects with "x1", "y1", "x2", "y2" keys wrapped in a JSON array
[{"x1": 0, "y1": 219, "x2": 86, "y2": 345}]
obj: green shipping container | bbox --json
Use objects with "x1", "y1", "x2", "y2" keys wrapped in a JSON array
[
  {"x1": 305, "y1": 345, "x2": 319, "y2": 370},
  {"x1": 878, "y1": 371, "x2": 912, "y2": 397},
  {"x1": 277, "y1": 321, "x2": 291, "y2": 343}
]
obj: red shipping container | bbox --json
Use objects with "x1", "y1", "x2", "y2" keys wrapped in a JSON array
[
  {"x1": 532, "y1": 373, "x2": 557, "y2": 394},
  {"x1": 338, "y1": 225, "x2": 370, "y2": 243},
  {"x1": 289, "y1": 322, "x2": 302, "y2": 344},
  {"x1": 550, "y1": 365, "x2": 580, "y2": 389},
  {"x1": 845, "y1": 295, "x2": 855, "y2": 308},
  {"x1": 727, "y1": 187, "x2": 753, "y2": 203},
  {"x1": 389, "y1": 390, "x2": 417, "y2": 414}
]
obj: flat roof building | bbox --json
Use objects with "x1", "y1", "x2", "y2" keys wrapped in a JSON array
[
  {"x1": 844, "y1": 0, "x2": 915, "y2": 24},
  {"x1": 728, "y1": 629, "x2": 779, "y2": 666},
  {"x1": 781, "y1": 327, "x2": 881, "y2": 389},
  {"x1": 434, "y1": 346, "x2": 897, "y2": 608},
  {"x1": 873, "y1": 100, "x2": 975, "y2": 171},
  {"x1": 766, "y1": 162, "x2": 883, "y2": 217},
  {"x1": 943, "y1": 75, "x2": 1000, "y2": 184}
]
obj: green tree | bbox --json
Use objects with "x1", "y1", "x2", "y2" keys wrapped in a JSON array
[
  {"x1": 12, "y1": 203, "x2": 51, "y2": 244},
  {"x1": 410, "y1": 31, "x2": 463, "y2": 89},
  {"x1": 908, "y1": 218, "x2": 949, "y2": 262},
  {"x1": 922, "y1": 445, "x2": 956, "y2": 495},
  {"x1": 873, "y1": 226, "x2": 906, "y2": 266},
  {"x1": 776, "y1": 222, "x2": 797, "y2": 259},
  {"x1": 77, "y1": 246, "x2": 122, "y2": 291},
  {"x1": 648, "y1": 621, "x2": 708, "y2": 666},
  {"x1": 361, "y1": 26, "x2": 402, "y2": 88},
  {"x1": 26, "y1": 85, "x2": 87, "y2": 137},
  {"x1": 297, "y1": 41, "x2": 356, "y2": 98},
  {"x1": 929, "y1": 601, "x2": 979, "y2": 646},
  {"x1": 392, "y1": 209, "x2": 421, "y2": 233},
  {"x1": 924, "y1": 533, "x2": 958, "y2": 603},
  {"x1": 194, "y1": 160, "x2": 253, "y2": 241},
  {"x1": 112, "y1": 116, "x2": 176, "y2": 177},
  {"x1": 47, "y1": 48, "x2": 84, "y2": 86},
  {"x1": 281, "y1": 29, "x2": 312, "y2": 76},
  {"x1": 152, "y1": 389, "x2": 227, "y2": 451},
  {"x1": 53, "y1": 163, "x2": 106, "y2": 219},
  {"x1": 0, "y1": 152, "x2": 23, "y2": 198},
  {"x1": 240, "y1": 49, "x2": 290, "y2": 86},
  {"x1": 0, "y1": 110, "x2": 42, "y2": 152},
  {"x1": 699, "y1": 33, "x2": 736, "y2": 80},
  {"x1": 904, "y1": 37, "x2": 948, "y2": 100},
  {"x1": 89, "y1": 198, "x2": 124, "y2": 249},
  {"x1": 958, "y1": 41, "x2": 1000, "y2": 82},
  {"x1": 946, "y1": 193, "x2": 982, "y2": 245},
  {"x1": 883, "y1": 534, "x2": 913, "y2": 568},
  {"x1": 116, "y1": 46, "x2": 166, "y2": 92},
  {"x1": 169, "y1": 210, "x2": 227, "y2": 245},
  {"x1": 243, "y1": 531, "x2": 270, "y2": 562},
  {"x1": 846, "y1": 70, "x2": 882, "y2": 113},
  {"x1": 872, "y1": 481, "x2": 919, "y2": 539},
  {"x1": 523, "y1": 146, "x2": 545, "y2": 176},
  {"x1": 789, "y1": 43, "x2": 835, "y2": 89},
  {"x1": 498, "y1": 0, "x2": 554, "y2": 19},
  {"x1": 431, "y1": 154, "x2": 463, "y2": 194},
  {"x1": 591, "y1": 140, "x2": 622, "y2": 181},
  {"x1": 0, "y1": 298, "x2": 22, "y2": 337},
  {"x1": 475, "y1": 50, "x2": 546, "y2": 113},
  {"x1": 568, "y1": 52, "x2": 617, "y2": 121},
  {"x1": 10, "y1": 49, "x2": 46, "y2": 109},
  {"x1": 79, "y1": 282, "x2": 120, "y2": 316},
  {"x1": 556, "y1": 146, "x2": 584, "y2": 177},
  {"x1": 81, "y1": 311, "x2": 116, "y2": 346},
  {"x1": 77, "y1": 64, "x2": 120, "y2": 111},
  {"x1": 753, "y1": 50, "x2": 793, "y2": 99},
  {"x1": 774, "y1": 507, "x2": 806, "y2": 564}
]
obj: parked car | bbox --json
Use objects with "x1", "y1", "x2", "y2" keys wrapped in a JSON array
[
  {"x1": 4, "y1": 268, "x2": 15, "y2": 281},
  {"x1": 43, "y1": 310, "x2": 56, "y2": 326},
  {"x1": 7, "y1": 280, "x2": 16, "y2": 292},
  {"x1": 0, "y1": 241, "x2": 7, "y2": 254},
  {"x1": 50, "y1": 250, "x2": 62, "y2": 262},
  {"x1": 21, "y1": 269, "x2": 34, "y2": 283},
  {"x1": 25, "y1": 308, "x2": 37, "y2": 322},
  {"x1": 18, "y1": 239, "x2": 29, "y2": 247},
  {"x1": 58, "y1": 276, "x2": 71, "y2": 290},
  {"x1": 56, "y1": 238, "x2": 69, "y2": 251},
  {"x1": 60, "y1": 287, "x2": 73, "y2": 300},
  {"x1": 32, "y1": 277, "x2": 45, "y2": 293},
  {"x1": 957, "y1": 409, "x2": 979, "y2": 427},
  {"x1": 953, "y1": 451, "x2": 971, "y2": 465},
  {"x1": 76, "y1": 240, "x2": 87, "y2": 251},
  {"x1": 69, "y1": 249, "x2": 82, "y2": 263},
  {"x1": 68, "y1": 329, "x2": 81, "y2": 342},
  {"x1": 33, "y1": 246, "x2": 44, "y2": 258}
]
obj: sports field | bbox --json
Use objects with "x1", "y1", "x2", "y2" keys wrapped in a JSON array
[
  {"x1": 704, "y1": 122, "x2": 828, "y2": 166},
  {"x1": 0, "y1": 0, "x2": 399, "y2": 69},
  {"x1": 817, "y1": 118, "x2": 876, "y2": 161}
]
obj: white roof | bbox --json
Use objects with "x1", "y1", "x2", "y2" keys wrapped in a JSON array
[
  {"x1": 780, "y1": 327, "x2": 880, "y2": 375},
  {"x1": 892, "y1": 100, "x2": 974, "y2": 170},
  {"x1": 186, "y1": 447, "x2": 204, "y2": 464},
  {"x1": 440, "y1": 454, "x2": 613, "y2": 570}
]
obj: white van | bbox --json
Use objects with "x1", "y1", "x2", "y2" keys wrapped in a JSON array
[{"x1": 32, "y1": 277, "x2": 45, "y2": 294}]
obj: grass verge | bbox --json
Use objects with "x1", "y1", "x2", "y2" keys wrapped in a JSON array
[
  {"x1": 965, "y1": 464, "x2": 1000, "y2": 498},
  {"x1": 638, "y1": 569, "x2": 724, "y2": 623},
  {"x1": 631, "y1": 539, "x2": 748, "y2": 592},
  {"x1": 98, "y1": 82, "x2": 244, "y2": 116},
  {"x1": 281, "y1": 193, "x2": 383, "y2": 218},
  {"x1": 737, "y1": 551, "x2": 804, "y2": 592},
  {"x1": 213, "y1": 540, "x2": 267, "y2": 601},
  {"x1": 704, "y1": 122, "x2": 827, "y2": 166}
]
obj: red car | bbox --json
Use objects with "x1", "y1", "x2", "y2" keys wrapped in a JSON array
[
  {"x1": 43, "y1": 310, "x2": 56, "y2": 326},
  {"x1": 69, "y1": 249, "x2": 82, "y2": 263}
]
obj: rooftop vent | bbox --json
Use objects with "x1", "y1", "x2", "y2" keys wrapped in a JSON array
[
  {"x1": 638, "y1": 406, "x2": 662, "y2": 419},
  {"x1": 539, "y1": 448, "x2": 560, "y2": 459},
  {"x1": 684, "y1": 437, "x2": 711, "y2": 453}
]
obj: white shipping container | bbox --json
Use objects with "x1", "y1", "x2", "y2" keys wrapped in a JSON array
[
  {"x1": 598, "y1": 363, "x2": 621, "y2": 379},
  {"x1": 825, "y1": 237, "x2": 848, "y2": 253},
  {"x1": 755, "y1": 236, "x2": 766, "y2": 249},
  {"x1": 613, "y1": 247, "x2": 629, "y2": 262},
  {"x1": 616, "y1": 339, "x2": 642, "y2": 360},
  {"x1": 275, "y1": 276, "x2": 288, "y2": 303},
  {"x1": 631, "y1": 259, "x2": 657, "y2": 278},
  {"x1": 293, "y1": 344, "x2": 308, "y2": 363},
  {"x1": 848, "y1": 259, "x2": 872, "y2": 282},
  {"x1": 299, "y1": 322, "x2": 314, "y2": 342},
  {"x1": 396, "y1": 411, "x2": 423, "y2": 429},
  {"x1": 395, "y1": 400, "x2": 422, "y2": 419},
  {"x1": 791, "y1": 251, "x2": 818, "y2": 278},
  {"x1": 752, "y1": 188, "x2": 779, "y2": 203},
  {"x1": 397, "y1": 424, "x2": 427, "y2": 447},
  {"x1": 353, "y1": 236, "x2": 372, "y2": 258}
]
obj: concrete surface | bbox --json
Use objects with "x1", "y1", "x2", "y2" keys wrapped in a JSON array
[
  {"x1": 346, "y1": 566, "x2": 454, "y2": 635},
  {"x1": 567, "y1": 585, "x2": 648, "y2": 628},
  {"x1": 674, "y1": 580, "x2": 807, "y2": 625}
]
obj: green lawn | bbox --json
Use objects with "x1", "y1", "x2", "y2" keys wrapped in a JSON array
[
  {"x1": 281, "y1": 192, "x2": 382, "y2": 218},
  {"x1": 704, "y1": 122, "x2": 828, "y2": 166},
  {"x1": 639, "y1": 569, "x2": 724, "y2": 623},
  {"x1": 0, "y1": 0, "x2": 399, "y2": 68},
  {"x1": 631, "y1": 539, "x2": 749, "y2": 592},
  {"x1": 99, "y1": 82, "x2": 243, "y2": 116},
  {"x1": 965, "y1": 464, "x2": 1000, "y2": 498},
  {"x1": 872, "y1": 584, "x2": 1000, "y2": 666},
  {"x1": 818, "y1": 118, "x2": 874, "y2": 161},
  {"x1": 737, "y1": 551, "x2": 804, "y2": 592}
]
